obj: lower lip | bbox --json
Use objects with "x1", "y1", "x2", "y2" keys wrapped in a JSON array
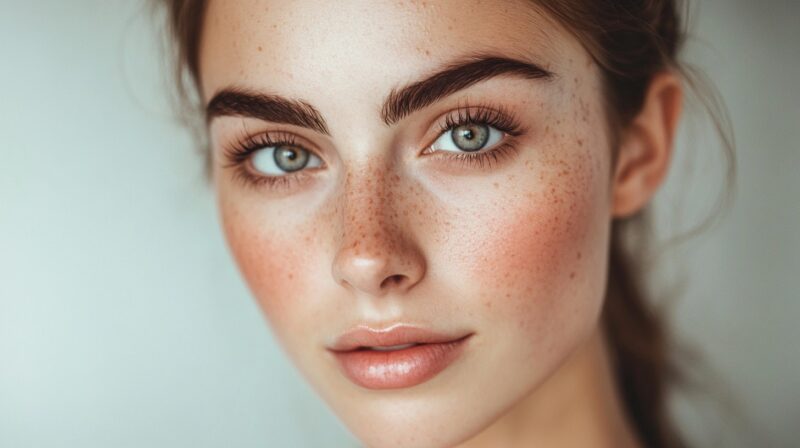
[{"x1": 331, "y1": 336, "x2": 470, "y2": 390}]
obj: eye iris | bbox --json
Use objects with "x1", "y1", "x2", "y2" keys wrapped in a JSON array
[
  {"x1": 451, "y1": 124, "x2": 489, "y2": 152},
  {"x1": 273, "y1": 145, "x2": 309, "y2": 172}
]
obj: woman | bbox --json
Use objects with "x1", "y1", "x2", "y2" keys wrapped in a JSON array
[{"x1": 159, "y1": 1, "x2": 732, "y2": 446}]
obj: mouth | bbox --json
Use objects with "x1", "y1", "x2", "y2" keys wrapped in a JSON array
[{"x1": 328, "y1": 325, "x2": 473, "y2": 390}]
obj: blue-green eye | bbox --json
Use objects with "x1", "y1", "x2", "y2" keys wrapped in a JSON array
[
  {"x1": 431, "y1": 123, "x2": 504, "y2": 153},
  {"x1": 250, "y1": 144, "x2": 322, "y2": 175}
]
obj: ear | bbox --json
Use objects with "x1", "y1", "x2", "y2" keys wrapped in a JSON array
[{"x1": 612, "y1": 71, "x2": 683, "y2": 217}]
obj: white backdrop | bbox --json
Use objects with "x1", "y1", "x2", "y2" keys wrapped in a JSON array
[{"x1": 1, "y1": 1, "x2": 798, "y2": 447}]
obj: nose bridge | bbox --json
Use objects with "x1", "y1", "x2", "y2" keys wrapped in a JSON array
[
  {"x1": 331, "y1": 161, "x2": 425, "y2": 297},
  {"x1": 342, "y1": 163, "x2": 395, "y2": 250}
]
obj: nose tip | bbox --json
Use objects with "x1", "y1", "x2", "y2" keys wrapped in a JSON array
[
  {"x1": 331, "y1": 162, "x2": 426, "y2": 297},
  {"x1": 332, "y1": 240, "x2": 426, "y2": 297}
]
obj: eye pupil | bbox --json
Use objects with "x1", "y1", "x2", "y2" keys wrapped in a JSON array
[
  {"x1": 274, "y1": 145, "x2": 309, "y2": 172},
  {"x1": 452, "y1": 124, "x2": 489, "y2": 152}
]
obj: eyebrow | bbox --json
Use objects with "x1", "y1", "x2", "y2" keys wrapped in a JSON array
[
  {"x1": 205, "y1": 54, "x2": 554, "y2": 133},
  {"x1": 381, "y1": 54, "x2": 554, "y2": 124},
  {"x1": 206, "y1": 89, "x2": 330, "y2": 135}
]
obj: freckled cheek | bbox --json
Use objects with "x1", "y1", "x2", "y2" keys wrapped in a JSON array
[
  {"x1": 219, "y1": 203, "x2": 311, "y2": 326},
  {"x1": 461, "y1": 170, "x2": 608, "y2": 336}
]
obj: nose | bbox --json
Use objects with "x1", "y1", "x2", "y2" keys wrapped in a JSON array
[{"x1": 331, "y1": 169, "x2": 426, "y2": 297}]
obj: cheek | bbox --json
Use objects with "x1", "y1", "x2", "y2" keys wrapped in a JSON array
[
  {"x1": 218, "y1": 197, "x2": 316, "y2": 330},
  {"x1": 455, "y1": 147, "x2": 610, "y2": 341}
]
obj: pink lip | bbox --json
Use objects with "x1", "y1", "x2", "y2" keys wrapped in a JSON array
[{"x1": 328, "y1": 325, "x2": 473, "y2": 390}]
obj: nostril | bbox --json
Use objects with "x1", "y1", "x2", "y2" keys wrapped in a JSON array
[{"x1": 380, "y1": 274, "x2": 406, "y2": 290}]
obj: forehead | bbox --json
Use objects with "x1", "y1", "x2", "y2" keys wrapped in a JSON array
[{"x1": 199, "y1": 0, "x2": 587, "y2": 110}]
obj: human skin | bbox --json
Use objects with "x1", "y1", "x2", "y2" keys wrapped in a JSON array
[{"x1": 198, "y1": 0, "x2": 682, "y2": 446}]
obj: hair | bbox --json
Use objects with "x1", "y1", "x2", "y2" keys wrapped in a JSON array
[{"x1": 156, "y1": 1, "x2": 735, "y2": 447}]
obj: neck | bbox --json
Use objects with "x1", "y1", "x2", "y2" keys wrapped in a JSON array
[{"x1": 458, "y1": 327, "x2": 641, "y2": 448}]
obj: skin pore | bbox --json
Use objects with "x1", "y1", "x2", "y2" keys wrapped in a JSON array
[{"x1": 198, "y1": 0, "x2": 682, "y2": 447}]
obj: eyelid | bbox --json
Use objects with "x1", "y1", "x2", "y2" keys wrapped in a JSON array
[
  {"x1": 220, "y1": 129, "x2": 327, "y2": 191},
  {"x1": 221, "y1": 103, "x2": 525, "y2": 189},
  {"x1": 249, "y1": 145, "x2": 324, "y2": 176},
  {"x1": 421, "y1": 103, "x2": 524, "y2": 153},
  {"x1": 429, "y1": 124, "x2": 505, "y2": 153},
  {"x1": 444, "y1": 105, "x2": 522, "y2": 134}
]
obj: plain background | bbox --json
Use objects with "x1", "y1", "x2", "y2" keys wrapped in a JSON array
[{"x1": 1, "y1": 1, "x2": 798, "y2": 447}]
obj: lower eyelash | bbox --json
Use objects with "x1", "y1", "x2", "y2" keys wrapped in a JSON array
[
  {"x1": 222, "y1": 130, "x2": 318, "y2": 191},
  {"x1": 429, "y1": 104, "x2": 525, "y2": 170},
  {"x1": 223, "y1": 104, "x2": 523, "y2": 189},
  {"x1": 229, "y1": 164, "x2": 312, "y2": 192},
  {"x1": 229, "y1": 142, "x2": 519, "y2": 190},
  {"x1": 427, "y1": 142, "x2": 520, "y2": 171}
]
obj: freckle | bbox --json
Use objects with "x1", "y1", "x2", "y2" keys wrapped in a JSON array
[
  {"x1": 577, "y1": 138, "x2": 583, "y2": 147},
  {"x1": 493, "y1": 182, "x2": 499, "y2": 189},
  {"x1": 577, "y1": 251, "x2": 582, "y2": 260},
  {"x1": 257, "y1": 46, "x2": 263, "y2": 52},
  {"x1": 570, "y1": 272, "x2": 576, "y2": 279},
  {"x1": 288, "y1": 273, "x2": 294, "y2": 280}
]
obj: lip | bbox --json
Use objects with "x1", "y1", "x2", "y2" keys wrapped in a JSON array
[{"x1": 328, "y1": 324, "x2": 473, "y2": 390}]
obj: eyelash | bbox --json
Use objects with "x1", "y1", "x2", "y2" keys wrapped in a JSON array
[
  {"x1": 222, "y1": 105, "x2": 525, "y2": 190},
  {"x1": 427, "y1": 105, "x2": 524, "y2": 170},
  {"x1": 222, "y1": 131, "x2": 314, "y2": 191}
]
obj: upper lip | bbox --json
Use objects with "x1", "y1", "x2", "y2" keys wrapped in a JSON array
[{"x1": 328, "y1": 324, "x2": 472, "y2": 352}]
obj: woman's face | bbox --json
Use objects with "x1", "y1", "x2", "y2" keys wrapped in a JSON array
[{"x1": 201, "y1": 0, "x2": 614, "y2": 446}]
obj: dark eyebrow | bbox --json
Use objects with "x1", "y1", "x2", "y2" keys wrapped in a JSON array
[
  {"x1": 380, "y1": 54, "x2": 554, "y2": 125},
  {"x1": 206, "y1": 88, "x2": 331, "y2": 135},
  {"x1": 205, "y1": 54, "x2": 553, "y2": 134}
]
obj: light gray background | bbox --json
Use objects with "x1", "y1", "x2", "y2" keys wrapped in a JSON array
[{"x1": 1, "y1": 1, "x2": 798, "y2": 447}]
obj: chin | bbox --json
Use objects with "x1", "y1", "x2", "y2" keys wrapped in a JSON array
[{"x1": 330, "y1": 395, "x2": 492, "y2": 448}]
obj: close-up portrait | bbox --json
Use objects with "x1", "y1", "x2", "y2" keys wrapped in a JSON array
[{"x1": 1, "y1": 1, "x2": 798, "y2": 447}]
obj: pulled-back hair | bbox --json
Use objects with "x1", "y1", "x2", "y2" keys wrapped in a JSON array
[{"x1": 157, "y1": 1, "x2": 735, "y2": 447}]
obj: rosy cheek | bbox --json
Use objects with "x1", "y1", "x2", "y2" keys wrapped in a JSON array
[
  {"x1": 462, "y1": 150, "x2": 608, "y2": 336},
  {"x1": 219, "y1": 201, "x2": 302, "y2": 320}
]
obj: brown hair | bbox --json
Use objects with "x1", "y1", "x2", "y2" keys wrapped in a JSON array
[
  {"x1": 156, "y1": 1, "x2": 734, "y2": 447},
  {"x1": 533, "y1": 3, "x2": 734, "y2": 448}
]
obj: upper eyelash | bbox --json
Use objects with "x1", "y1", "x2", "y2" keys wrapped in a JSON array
[
  {"x1": 222, "y1": 130, "x2": 301, "y2": 169},
  {"x1": 222, "y1": 104, "x2": 525, "y2": 189},
  {"x1": 423, "y1": 104, "x2": 524, "y2": 170},
  {"x1": 438, "y1": 105, "x2": 524, "y2": 137},
  {"x1": 222, "y1": 131, "x2": 317, "y2": 191}
]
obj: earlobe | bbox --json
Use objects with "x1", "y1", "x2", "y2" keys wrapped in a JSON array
[{"x1": 612, "y1": 71, "x2": 684, "y2": 217}]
